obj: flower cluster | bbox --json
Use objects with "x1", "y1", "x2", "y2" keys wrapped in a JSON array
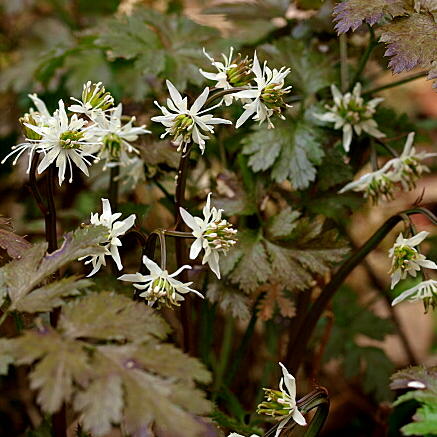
[
  {"x1": 2, "y1": 82, "x2": 149, "y2": 185},
  {"x1": 339, "y1": 132, "x2": 436, "y2": 203},
  {"x1": 257, "y1": 362, "x2": 306, "y2": 437},
  {"x1": 180, "y1": 193, "x2": 237, "y2": 279},
  {"x1": 119, "y1": 255, "x2": 203, "y2": 307},
  {"x1": 152, "y1": 51, "x2": 292, "y2": 154},
  {"x1": 79, "y1": 198, "x2": 136, "y2": 276},
  {"x1": 316, "y1": 83, "x2": 385, "y2": 152}
]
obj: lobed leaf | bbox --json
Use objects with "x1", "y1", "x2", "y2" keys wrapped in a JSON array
[{"x1": 333, "y1": 0, "x2": 408, "y2": 33}]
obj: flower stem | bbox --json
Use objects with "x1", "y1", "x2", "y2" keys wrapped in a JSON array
[
  {"x1": 163, "y1": 230, "x2": 194, "y2": 239},
  {"x1": 350, "y1": 26, "x2": 377, "y2": 88},
  {"x1": 212, "y1": 315, "x2": 234, "y2": 396},
  {"x1": 45, "y1": 165, "x2": 58, "y2": 254},
  {"x1": 339, "y1": 34, "x2": 349, "y2": 92},
  {"x1": 285, "y1": 207, "x2": 437, "y2": 375},
  {"x1": 108, "y1": 166, "x2": 120, "y2": 210},
  {"x1": 0, "y1": 310, "x2": 9, "y2": 328},
  {"x1": 204, "y1": 87, "x2": 247, "y2": 107},
  {"x1": 363, "y1": 71, "x2": 428, "y2": 96}
]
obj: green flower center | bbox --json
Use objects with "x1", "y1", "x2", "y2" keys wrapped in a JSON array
[
  {"x1": 103, "y1": 133, "x2": 122, "y2": 159},
  {"x1": 203, "y1": 220, "x2": 237, "y2": 252},
  {"x1": 59, "y1": 130, "x2": 84, "y2": 149},
  {"x1": 171, "y1": 114, "x2": 194, "y2": 142},
  {"x1": 337, "y1": 98, "x2": 373, "y2": 124},
  {"x1": 261, "y1": 84, "x2": 289, "y2": 113},
  {"x1": 226, "y1": 56, "x2": 253, "y2": 87},
  {"x1": 392, "y1": 245, "x2": 418, "y2": 271},
  {"x1": 257, "y1": 389, "x2": 294, "y2": 418},
  {"x1": 82, "y1": 83, "x2": 114, "y2": 110}
]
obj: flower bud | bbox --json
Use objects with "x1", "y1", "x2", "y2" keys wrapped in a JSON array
[{"x1": 19, "y1": 113, "x2": 42, "y2": 141}]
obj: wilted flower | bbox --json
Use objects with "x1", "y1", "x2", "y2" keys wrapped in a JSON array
[
  {"x1": 389, "y1": 132, "x2": 437, "y2": 190},
  {"x1": 200, "y1": 47, "x2": 252, "y2": 105},
  {"x1": 91, "y1": 103, "x2": 150, "y2": 168},
  {"x1": 69, "y1": 81, "x2": 114, "y2": 116},
  {"x1": 151, "y1": 80, "x2": 232, "y2": 153},
  {"x1": 338, "y1": 164, "x2": 396, "y2": 204},
  {"x1": 392, "y1": 279, "x2": 437, "y2": 310},
  {"x1": 118, "y1": 255, "x2": 203, "y2": 307},
  {"x1": 389, "y1": 231, "x2": 437, "y2": 289},
  {"x1": 180, "y1": 193, "x2": 237, "y2": 279},
  {"x1": 80, "y1": 198, "x2": 136, "y2": 276},
  {"x1": 315, "y1": 83, "x2": 385, "y2": 152},
  {"x1": 233, "y1": 52, "x2": 291, "y2": 129},
  {"x1": 257, "y1": 362, "x2": 307, "y2": 437}
]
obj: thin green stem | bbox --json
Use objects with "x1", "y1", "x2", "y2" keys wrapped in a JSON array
[
  {"x1": 163, "y1": 230, "x2": 194, "y2": 239},
  {"x1": 204, "y1": 87, "x2": 247, "y2": 107},
  {"x1": 212, "y1": 315, "x2": 234, "y2": 396},
  {"x1": 108, "y1": 166, "x2": 120, "y2": 210},
  {"x1": 363, "y1": 71, "x2": 428, "y2": 96},
  {"x1": 350, "y1": 27, "x2": 377, "y2": 87},
  {"x1": 224, "y1": 294, "x2": 263, "y2": 386},
  {"x1": 339, "y1": 34, "x2": 349, "y2": 92},
  {"x1": 285, "y1": 207, "x2": 437, "y2": 374}
]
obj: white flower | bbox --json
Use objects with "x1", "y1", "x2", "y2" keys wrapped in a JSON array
[
  {"x1": 389, "y1": 231, "x2": 437, "y2": 289},
  {"x1": 233, "y1": 52, "x2": 291, "y2": 129},
  {"x1": 1, "y1": 94, "x2": 55, "y2": 172},
  {"x1": 118, "y1": 255, "x2": 203, "y2": 307},
  {"x1": 257, "y1": 362, "x2": 307, "y2": 437},
  {"x1": 228, "y1": 434, "x2": 260, "y2": 437},
  {"x1": 315, "y1": 83, "x2": 385, "y2": 152},
  {"x1": 179, "y1": 193, "x2": 237, "y2": 279},
  {"x1": 25, "y1": 100, "x2": 100, "y2": 185},
  {"x1": 392, "y1": 279, "x2": 437, "y2": 306},
  {"x1": 151, "y1": 80, "x2": 232, "y2": 153},
  {"x1": 388, "y1": 132, "x2": 437, "y2": 190},
  {"x1": 68, "y1": 81, "x2": 114, "y2": 117},
  {"x1": 91, "y1": 103, "x2": 150, "y2": 168},
  {"x1": 200, "y1": 47, "x2": 251, "y2": 106},
  {"x1": 80, "y1": 198, "x2": 136, "y2": 276},
  {"x1": 338, "y1": 163, "x2": 396, "y2": 203}
]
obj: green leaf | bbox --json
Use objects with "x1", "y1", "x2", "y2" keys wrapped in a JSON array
[
  {"x1": 5, "y1": 292, "x2": 212, "y2": 436},
  {"x1": 267, "y1": 207, "x2": 301, "y2": 239},
  {"x1": 242, "y1": 118, "x2": 324, "y2": 190},
  {"x1": 262, "y1": 37, "x2": 334, "y2": 95},
  {"x1": 402, "y1": 403, "x2": 437, "y2": 435},
  {"x1": 2, "y1": 225, "x2": 107, "y2": 309},
  {"x1": 59, "y1": 292, "x2": 170, "y2": 342},
  {"x1": 12, "y1": 277, "x2": 91, "y2": 313},
  {"x1": 96, "y1": 7, "x2": 220, "y2": 89},
  {"x1": 226, "y1": 230, "x2": 272, "y2": 293}
]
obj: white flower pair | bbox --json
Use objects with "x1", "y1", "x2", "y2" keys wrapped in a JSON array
[{"x1": 339, "y1": 132, "x2": 436, "y2": 203}]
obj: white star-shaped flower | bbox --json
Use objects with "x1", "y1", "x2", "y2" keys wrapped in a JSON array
[
  {"x1": 118, "y1": 255, "x2": 203, "y2": 307},
  {"x1": 233, "y1": 52, "x2": 291, "y2": 129},
  {"x1": 389, "y1": 231, "x2": 437, "y2": 289},
  {"x1": 151, "y1": 80, "x2": 232, "y2": 153},
  {"x1": 392, "y1": 279, "x2": 437, "y2": 306},
  {"x1": 180, "y1": 193, "x2": 237, "y2": 279},
  {"x1": 80, "y1": 198, "x2": 136, "y2": 276},
  {"x1": 200, "y1": 47, "x2": 250, "y2": 106},
  {"x1": 315, "y1": 83, "x2": 385, "y2": 152},
  {"x1": 91, "y1": 103, "x2": 150, "y2": 168},
  {"x1": 23, "y1": 99, "x2": 100, "y2": 185}
]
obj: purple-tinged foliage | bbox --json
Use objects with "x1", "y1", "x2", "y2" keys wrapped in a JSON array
[{"x1": 333, "y1": 0, "x2": 408, "y2": 34}]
